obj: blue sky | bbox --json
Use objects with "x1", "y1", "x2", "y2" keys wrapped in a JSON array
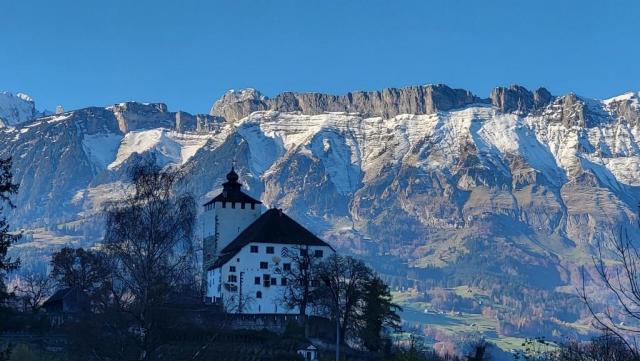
[{"x1": 1, "y1": 0, "x2": 638, "y2": 114}]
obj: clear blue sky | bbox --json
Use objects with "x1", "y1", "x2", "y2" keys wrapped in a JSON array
[{"x1": 1, "y1": 0, "x2": 638, "y2": 114}]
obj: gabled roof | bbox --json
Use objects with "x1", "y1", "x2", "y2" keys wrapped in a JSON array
[
  {"x1": 43, "y1": 288, "x2": 73, "y2": 305},
  {"x1": 222, "y1": 208, "x2": 333, "y2": 253},
  {"x1": 203, "y1": 167, "x2": 262, "y2": 207},
  {"x1": 210, "y1": 252, "x2": 235, "y2": 270},
  {"x1": 42, "y1": 287, "x2": 88, "y2": 306},
  {"x1": 208, "y1": 209, "x2": 333, "y2": 271}
]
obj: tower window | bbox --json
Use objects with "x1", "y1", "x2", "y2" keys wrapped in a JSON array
[
  {"x1": 281, "y1": 278, "x2": 288, "y2": 286},
  {"x1": 271, "y1": 277, "x2": 277, "y2": 286},
  {"x1": 254, "y1": 277, "x2": 261, "y2": 285},
  {"x1": 251, "y1": 246, "x2": 259, "y2": 253},
  {"x1": 314, "y1": 250, "x2": 324, "y2": 258},
  {"x1": 256, "y1": 291, "x2": 262, "y2": 299},
  {"x1": 229, "y1": 266, "x2": 236, "y2": 272},
  {"x1": 283, "y1": 263, "x2": 291, "y2": 271},
  {"x1": 263, "y1": 274, "x2": 271, "y2": 287},
  {"x1": 266, "y1": 246, "x2": 274, "y2": 254},
  {"x1": 228, "y1": 275, "x2": 237, "y2": 283},
  {"x1": 260, "y1": 262, "x2": 268, "y2": 269}
]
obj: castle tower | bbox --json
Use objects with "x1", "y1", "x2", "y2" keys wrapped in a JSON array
[{"x1": 202, "y1": 167, "x2": 262, "y2": 273}]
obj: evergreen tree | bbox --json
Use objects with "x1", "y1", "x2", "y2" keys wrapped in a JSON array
[
  {"x1": 0, "y1": 157, "x2": 20, "y2": 304},
  {"x1": 0, "y1": 157, "x2": 20, "y2": 361},
  {"x1": 359, "y1": 276, "x2": 402, "y2": 352}
]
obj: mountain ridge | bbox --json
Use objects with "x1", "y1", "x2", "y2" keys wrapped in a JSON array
[{"x1": 209, "y1": 84, "x2": 561, "y2": 122}]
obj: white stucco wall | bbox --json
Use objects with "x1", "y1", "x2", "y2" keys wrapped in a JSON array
[
  {"x1": 203, "y1": 201, "x2": 262, "y2": 255},
  {"x1": 206, "y1": 268, "x2": 222, "y2": 299},
  {"x1": 207, "y1": 243, "x2": 334, "y2": 314}
]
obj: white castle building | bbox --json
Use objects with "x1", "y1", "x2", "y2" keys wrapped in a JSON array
[{"x1": 202, "y1": 167, "x2": 334, "y2": 314}]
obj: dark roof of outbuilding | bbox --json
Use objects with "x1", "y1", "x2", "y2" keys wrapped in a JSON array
[
  {"x1": 43, "y1": 287, "x2": 88, "y2": 306},
  {"x1": 203, "y1": 167, "x2": 262, "y2": 207},
  {"x1": 207, "y1": 209, "x2": 333, "y2": 271},
  {"x1": 43, "y1": 288, "x2": 73, "y2": 305}
]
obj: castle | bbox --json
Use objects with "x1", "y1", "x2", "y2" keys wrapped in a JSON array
[{"x1": 202, "y1": 168, "x2": 334, "y2": 314}]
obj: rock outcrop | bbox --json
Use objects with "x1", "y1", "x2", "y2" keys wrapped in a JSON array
[
  {"x1": 211, "y1": 84, "x2": 486, "y2": 122},
  {"x1": 0, "y1": 91, "x2": 41, "y2": 125},
  {"x1": 490, "y1": 85, "x2": 553, "y2": 113}
]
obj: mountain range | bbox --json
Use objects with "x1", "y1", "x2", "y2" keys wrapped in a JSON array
[{"x1": 2, "y1": 84, "x2": 639, "y2": 346}]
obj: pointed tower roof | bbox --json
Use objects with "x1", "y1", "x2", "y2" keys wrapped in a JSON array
[{"x1": 203, "y1": 167, "x2": 262, "y2": 206}]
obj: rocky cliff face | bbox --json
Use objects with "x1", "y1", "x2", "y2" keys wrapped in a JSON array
[
  {"x1": 0, "y1": 91, "x2": 41, "y2": 125},
  {"x1": 211, "y1": 84, "x2": 486, "y2": 122},
  {"x1": 490, "y1": 85, "x2": 553, "y2": 113}
]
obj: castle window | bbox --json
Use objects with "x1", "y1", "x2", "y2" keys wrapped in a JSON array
[
  {"x1": 222, "y1": 202, "x2": 226, "y2": 208},
  {"x1": 228, "y1": 275, "x2": 237, "y2": 283},
  {"x1": 314, "y1": 250, "x2": 324, "y2": 258},
  {"x1": 229, "y1": 266, "x2": 236, "y2": 272},
  {"x1": 266, "y1": 246, "x2": 274, "y2": 254},
  {"x1": 256, "y1": 291, "x2": 262, "y2": 299},
  {"x1": 231, "y1": 202, "x2": 235, "y2": 209},
  {"x1": 251, "y1": 246, "x2": 259, "y2": 253},
  {"x1": 260, "y1": 262, "x2": 268, "y2": 269},
  {"x1": 263, "y1": 274, "x2": 271, "y2": 287},
  {"x1": 251, "y1": 203, "x2": 255, "y2": 210},
  {"x1": 254, "y1": 277, "x2": 260, "y2": 285},
  {"x1": 241, "y1": 203, "x2": 245, "y2": 209},
  {"x1": 281, "y1": 278, "x2": 288, "y2": 286},
  {"x1": 283, "y1": 263, "x2": 291, "y2": 271},
  {"x1": 271, "y1": 277, "x2": 277, "y2": 286}
]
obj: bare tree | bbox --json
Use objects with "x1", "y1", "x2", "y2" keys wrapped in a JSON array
[
  {"x1": 278, "y1": 245, "x2": 322, "y2": 334},
  {"x1": 102, "y1": 163, "x2": 197, "y2": 360},
  {"x1": 14, "y1": 271, "x2": 54, "y2": 312},
  {"x1": 50, "y1": 247, "x2": 110, "y2": 293},
  {"x1": 579, "y1": 227, "x2": 640, "y2": 359},
  {"x1": 317, "y1": 254, "x2": 372, "y2": 347},
  {"x1": 556, "y1": 332, "x2": 636, "y2": 361}
]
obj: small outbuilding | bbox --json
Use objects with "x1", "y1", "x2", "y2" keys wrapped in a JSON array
[
  {"x1": 42, "y1": 287, "x2": 89, "y2": 313},
  {"x1": 296, "y1": 343, "x2": 318, "y2": 361}
]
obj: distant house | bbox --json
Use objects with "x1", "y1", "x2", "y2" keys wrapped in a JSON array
[
  {"x1": 42, "y1": 287, "x2": 89, "y2": 313},
  {"x1": 296, "y1": 343, "x2": 318, "y2": 361},
  {"x1": 202, "y1": 167, "x2": 335, "y2": 314}
]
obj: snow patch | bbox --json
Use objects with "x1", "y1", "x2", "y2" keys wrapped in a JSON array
[
  {"x1": 108, "y1": 129, "x2": 211, "y2": 169},
  {"x1": 0, "y1": 91, "x2": 39, "y2": 124},
  {"x1": 603, "y1": 91, "x2": 639, "y2": 105},
  {"x1": 82, "y1": 133, "x2": 123, "y2": 170}
]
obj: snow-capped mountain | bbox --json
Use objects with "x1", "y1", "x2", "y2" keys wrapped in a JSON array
[
  {"x1": 2, "y1": 84, "x2": 640, "y2": 341},
  {"x1": 0, "y1": 91, "x2": 42, "y2": 125}
]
